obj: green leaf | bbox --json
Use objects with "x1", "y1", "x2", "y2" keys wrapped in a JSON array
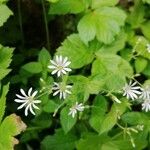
[
  {"x1": 92, "y1": 0, "x2": 119, "y2": 9},
  {"x1": 121, "y1": 112, "x2": 148, "y2": 125},
  {"x1": 92, "y1": 53, "x2": 133, "y2": 91},
  {"x1": 0, "y1": 114, "x2": 26, "y2": 150},
  {"x1": 41, "y1": 129, "x2": 77, "y2": 150},
  {"x1": 22, "y1": 62, "x2": 42, "y2": 74},
  {"x1": 49, "y1": 0, "x2": 85, "y2": 15},
  {"x1": 142, "y1": 0, "x2": 150, "y2": 4},
  {"x1": 56, "y1": 34, "x2": 95, "y2": 69},
  {"x1": 43, "y1": 100, "x2": 59, "y2": 113},
  {"x1": 0, "y1": 44, "x2": 13, "y2": 80},
  {"x1": 0, "y1": 84, "x2": 9, "y2": 123},
  {"x1": 89, "y1": 95, "x2": 108, "y2": 132},
  {"x1": 127, "y1": 0, "x2": 145, "y2": 28},
  {"x1": 38, "y1": 47, "x2": 51, "y2": 69},
  {"x1": 100, "y1": 99, "x2": 129, "y2": 134},
  {"x1": 0, "y1": 4, "x2": 13, "y2": 27},
  {"x1": 141, "y1": 21, "x2": 150, "y2": 41},
  {"x1": 60, "y1": 107, "x2": 77, "y2": 133},
  {"x1": 135, "y1": 57, "x2": 148, "y2": 73},
  {"x1": 78, "y1": 7, "x2": 126, "y2": 44}
]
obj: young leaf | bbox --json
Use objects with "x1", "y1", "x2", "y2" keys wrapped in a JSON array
[
  {"x1": 89, "y1": 95, "x2": 108, "y2": 132},
  {"x1": 141, "y1": 21, "x2": 150, "y2": 41},
  {"x1": 41, "y1": 129, "x2": 77, "y2": 150},
  {"x1": 92, "y1": 0, "x2": 119, "y2": 9},
  {"x1": 56, "y1": 34, "x2": 95, "y2": 69},
  {"x1": 0, "y1": 4, "x2": 13, "y2": 27},
  {"x1": 38, "y1": 47, "x2": 51, "y2": 69},
  {"x1": 60, "y1": 107, "x2": 77, "y2": 133},
  {"x1": 0, "y1": 114, "x2": 26, "y2": 150},
  {"x1": 22, "y1": 62, "x2": 42, "y2": 74},
  {"x1": 135, "y1": 57, "x2": 148, "y2": 73},
  {"x1": 78, "y1": 7, "x2": 126, "y2": 44},
  {"x1": 49, "y1": 0, "x2": 85, "y2": 15},
  {"x1": 0, "y1": 44, "x2": 13, "y2": 80},
  {"x1": 0, "y1": 84, "x2": 9, "y2": 123}
]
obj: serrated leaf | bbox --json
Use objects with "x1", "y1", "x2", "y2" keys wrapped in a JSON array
[
  {"x1": 0, "y1": 114, "x2": 26, "y2": 150},
  {"x1": 22, "y1": 62, "x2": 42, "y2": 74},
  {"x1": 135, "y1": 57, "x2": 148, "y2": 73},
  {"x1": 41, "y1": 129, "x2": 77, "y2": 150},
  {"x1": 92, "y1": 0, "x2": 119, "y2": 9},
  {"x1": 78, "y1": 7, "x2": 126, "y2": 44},
  {"x1": 0, "y1": 84, "x2": 9, "y2": 123},
  {"x1": 49, "y1": 0, "x2": 85, "y2": 15},
  {"x1": 60, "y1": 107, "x2": 77, "y2": 133},
  {"x1": 38, "y1": 47, "x2": 51, "y2": 69},
  {"x1": 89, "y1": 95, "x2": 108, "y2": 132},
  {"x1": 0, "y1": 4, "x2": 13, "y2": 27},
  {"x1": 56, "y1": 34, "x2": 95, "y2": 69}
]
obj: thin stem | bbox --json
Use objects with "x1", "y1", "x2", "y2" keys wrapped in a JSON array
[
  {"x1": 41, "y1": 0, "x2": 50, "y2": 51},
  {"x1": 17, "y1": 0, "x2": 24, "y2": 46}
]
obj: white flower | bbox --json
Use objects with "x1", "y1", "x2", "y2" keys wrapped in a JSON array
[
  {"x1": 52, "y1": 82, "x2": 72, "y2": 99},
  {"x1": 146, "y1": 44, "x2": 150, "y2": 53},
  {"x1": 48, "y1": 55, "x2": 72, "y2": 77},
  {"x1": 123, "y1": 81, "x2": 141, "y2": 100},
  {"x1": 142, "y1": 99, "x2": 150, "y2": 112},
  {"x1": 68, "y1": 102, "x2": 85, "y2": 118},
  {"x1": 139, "y1": 86, "x2": 150, "y2": 99},
  {"x1": 14, "y1": 88, "x2": 41, "y2": 116}
]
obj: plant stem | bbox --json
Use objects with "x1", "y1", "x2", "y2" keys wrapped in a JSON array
[
  {"x1": 41, "y1": 0, "x2": 50, "y2": 51},
  {"x1": 17, "y1": 0, "x2": 24, "y2": 47}
]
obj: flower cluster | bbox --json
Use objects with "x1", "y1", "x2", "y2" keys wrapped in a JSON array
[
  {"x1": 49, "y1": 55, "x2": 85, "y2": 118},
  {"x1": 123, "y1": 80, "x2": 150, "y2": 112}
]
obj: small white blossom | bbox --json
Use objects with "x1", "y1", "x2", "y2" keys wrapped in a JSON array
[
  {"x1": 123, "y1": 81, "x2": 141, "y2": 100},
  {"x1": 146, "y1": 44, "x2": 150, "y2": 53},
  {"x1": 48, "y1": 55, "x2": 72, "y2": 77},
  {"x1": 68, "y1": 102, "x2": 85, "y2": 118},
  {"x1": 52, "y1": 82, "x2": 72, "y2": 99},
  {"x1": 139, "y1": 86, "x2": 150, "y2": 99},
  {"x1": 142, "y1": 99, "x2": 150, "y2": 112},
  {"x1": 14, "y1": 88, "x2": 41, "y2": 116}
]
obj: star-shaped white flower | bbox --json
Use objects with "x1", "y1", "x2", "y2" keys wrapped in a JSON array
[
  {"x1": 123, "y1": 81, "x2": 141, "y2": 100},
  {"x1": 52, "y1": 82, "x2": 72, "y2": 99},
  {"x1": 139, "y1": 86, "x2": 150, "y2": 100},
  {"x1": 68, "y1": 102, "x2": 85, "y2": 118},
  {"x1": 146, "y1": 44, "x2": 150, "y2": 53},
  {"x1": 14, "y1": 88, "x2": 41, "y2": 116},
  {"x1": 48, "y1": 55, "x2": 72, "y2": 77},
  {"x1": 142, "y1": 99, "x2": 150, "y2": 112}
]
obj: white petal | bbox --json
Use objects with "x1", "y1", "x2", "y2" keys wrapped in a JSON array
[
  {"x1": 61, "y1": 69, "x2": 67, "y2": 75},
  {"x1": 63, "y1": 57, "x2": 68, "y2": 65},
  {"x1": 29, "y1": 105, "x2": 35, "y2": 115},
  {"x1": 57, "y1": 70, "x2": 61, "y2": 77},
  {"x1": 65, "y1": 90, "x2": 71, "y2": 94},
  {"x1": 64, "y1": 67, "x2": 72, "y2": 72},
  {"x1": 28, "y1": 87, "x2": 32, "y2": 96},
  {"x1": 50, "y1": 60, "x2": 57, "y2": 66},
  {"x1": 63, "y1": 92, "x2": 66, "y2": 99},
  {"x1": 32, "y1": 103, "x2": 40, "y2": 109},
  {"x1": 17, "y1": 101, "x2": 28, "y2": 110},
  {"x1": 33, "y1": 100, "x2": 41, "y2": 103},
  {"x1": 15, "y1": 99, "x2": 27, "y2": 103},
  {"x1": 59, "y1": 92, "x2": 63, "y2": 99},
  {"x1": 53, "y1": 90, "x2": 60, "y2": 96},
  {"x1": 48, "y1": 65, "x2": 57, "y2": 69},
  {"x1": 25, "y1": 104, "x2": 31, "y2": 116},
  {"x1": 20, "y1": 89, "x2": 28, "y2": 97},
  {"x1": 32, "y1": 90, "x2": 38, "y2": 97},
  {"x1": 64, "y1": 61, "x2": 71, "y2": 67},
  {"x1": 16, "y1": 94, "x2": 26, "y2": 99},
  {"x1": 51, "y1": 69, "x2": 58, "y2": 75}
]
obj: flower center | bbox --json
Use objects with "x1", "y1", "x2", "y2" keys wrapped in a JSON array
[{"x1": 27, "y1": 96, "x2": 34, "y2": 104}]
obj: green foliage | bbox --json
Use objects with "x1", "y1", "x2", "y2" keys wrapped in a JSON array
[
  {"x1": 78, "y1": 7, "x2": 126, "y2": 44},
  {"x1": 60, "y1": 107, "x2": 77, "y2": 133},
  {"x1": 41, "y1": 129, "x2": 77, "y2": 150},
  {"x1": 0, "y1": 4, "x2": 12, "y2": 27},
  {"x1": 49, "y1": 0, "x2": 85, "y2": 15}
]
